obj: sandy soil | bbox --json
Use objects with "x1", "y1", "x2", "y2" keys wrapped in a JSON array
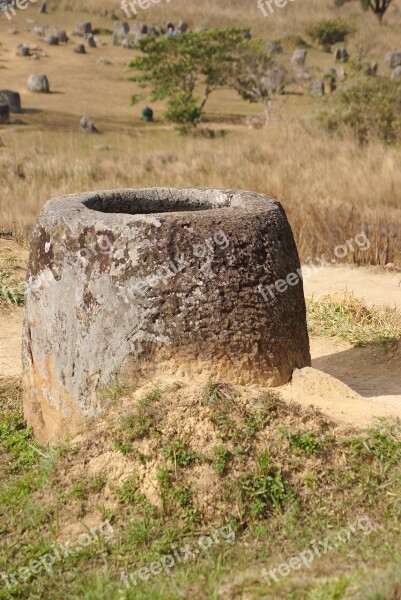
[
  {"x1": 304, "y1": 265, "x2": 401, "y2": 308},
  {"x1": 1, "y1": 242, "x2": 400, "y2": 430}
]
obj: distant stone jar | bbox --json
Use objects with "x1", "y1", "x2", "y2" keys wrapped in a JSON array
[
  {"x1": 142, "y1": 106, "x2": 154, "y2": 122},
  {"x1": 23, "y1": 188, "x2": 311, "y2": 444}
]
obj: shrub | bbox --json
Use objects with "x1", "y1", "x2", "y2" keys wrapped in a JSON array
[
  {"x1": 306, "y1": 18, "x2": 353, "y2": 51},
  {"x1": 318, "y1": 78, "x2": 401, "y2": 144}
]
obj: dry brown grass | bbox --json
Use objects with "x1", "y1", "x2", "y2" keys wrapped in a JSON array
[
  {"x1": 0, "y1": 0, "x2": 400, "y2": 266},
  {"x1": 1, "y1": 123, "x2": 400, "y2": 265}
]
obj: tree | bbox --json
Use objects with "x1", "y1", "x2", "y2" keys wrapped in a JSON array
[
  {"x1": 128, "y1": 28, "x2": 248, "y2": 133},
  {"x1": 335, "y1": 0, "x2": 395, "y2": 22},
  {"x1": 234, "y1": 41, "x2": 287, "y2": 127}
]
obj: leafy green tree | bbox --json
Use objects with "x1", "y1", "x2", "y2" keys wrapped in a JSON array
[
  {"x1": 234, "y1": 41, "x2": 287, "y2": 127},
  {"x1": 128, "y1": 28, "x2": 248, "y2": 133},
  {"x1": 335, "y1": 0, "x2": 395, "y2": 22}
]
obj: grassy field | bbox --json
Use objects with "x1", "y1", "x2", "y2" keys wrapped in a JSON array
[{"x1": 1, "y1": 0, "x2": 401, "y2": 265}]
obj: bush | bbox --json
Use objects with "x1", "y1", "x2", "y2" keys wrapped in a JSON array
[
  {"x1": 319, "y1": 77, "x2": 401, "y2": 144},
  {"x1": 164, "y1": 92, "x2": 202, "y2": 135},
  {"x1": 307, "y1": 18, "x2": 353, "y2": 51}
]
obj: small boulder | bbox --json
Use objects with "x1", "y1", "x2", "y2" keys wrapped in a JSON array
[
  {"x1": 44, "y1": 35, "x2": 59, "y2": 46},
  {"x1": 142, "y1": 107, "x2": 154, "y2": 122},
  {"x1": 73, "y1": 44, "x2": 86, "y2": 54},
  {"x1": 334, "y1": 47, "x2": 349, "y2": 63},
  {"x1": 85, "y1": 33, "x2": 96, "y2": 48},
  {"x1": 97, "y1": 57, "x2": 112, "y2": 66},
  {"x1": 38, "y1": 1, "x2": 47, "y2": 13},
  {"x1": 80, "y1": 116, "x2": 98, "y2": 133},
  {"x1": 384, "y1": 52, "x2": 401, "y2": 69},
  {"x1": 0, "y1": 90, "x2": 22, "y2": 113},
  {"x1": 27, "y1": 74, "x2": 50, "y2": 93},
  {"x1": 391, "y1": 66, "x2": 401, "y2": 80},
  {"x1": 74, "y1": 21, "x2": 92, "y2": 36},
  {"x1": 291, "y1": 49, "x2": 307, "y2": 70},
  {"x1": 0, "y1": 103, "x2": 10, "y2": 125},
  {"x1": 121, "y1": 38, "x2": 133, "y2": 49},
  {"x1": 33, "y1": 26, "x2": 45, "y2": 36},
  {"x1": 178, "y1": 21, "x2": 189, "y2": 33},
  {"x1": 310, "y1": 81, "x2": 324, "y2": 96},
  {"x1": 16, "y1": 44, "x2": 30, "y2": 57}
]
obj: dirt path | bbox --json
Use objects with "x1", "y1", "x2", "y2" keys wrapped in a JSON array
[{"x1": 304, "y1": 265, "x2": 401, "y2": 308}]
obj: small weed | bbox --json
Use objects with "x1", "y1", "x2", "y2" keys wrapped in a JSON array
[
  {"x1": 212, "y1": 445, "x2": 230, "y2": 476},
  {"x1": 289, "y1": 432, "x2": 323, "y2": 454},
  {"x1": 163, "y1": 439, "x2": 197, "y2": 467}
]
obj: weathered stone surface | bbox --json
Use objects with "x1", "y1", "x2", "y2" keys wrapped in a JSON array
[
  {"x1": 23, "y1": 188, "x2": 311, "y2": 445},
  {"x1": 0, "y1": 103, "x2": 10, "y2": 124},
  {"x1": 17, "y1": 44, "x2": 30, "y2": 57},
  {"x1": 391, "y1": 66, "x2": 401, "y2": 80},
  {"x1": 333, "y1": 47, "x2": 349, "y2": 63},
  {"x1": 44, "y1": 35, "x2": 59, "y2": 46},
  {"x1": 27, "y1": 74, "x2": 49, "y2": 93},
  {"x1": 0, "y1": 90, "x2": 21, "y2": 113},
  {"x1": 384, "y1": 52, "x2": 401, "y2": 69},
  {"x1": 80, "y1": 115, "x2": 98, "y2": 133},
  {"x1": 291, "y1": 49, "x2": 307, "y2": 70},
  {"x1": 74, "y1": 20, "x2": 92, "y2": 36},
  {"x1": 73, "y1": 44, "x2": 86, "y2": 54}
]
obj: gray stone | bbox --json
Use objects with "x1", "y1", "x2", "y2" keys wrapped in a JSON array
[
  {"x1": 115, "y1": 21, "x2": 130, "y2": 35},
  {"x1": 17, "y1": 44, "x2": 30, "y2": 57},
  {"x1": 310, "y1": 80, "x2": 324, "y2": 96},
  {"x1": 80, "y1": 116, "x2": 98, "y2": 133},
  {"x1": 121, "y1": 37, "x2": 133, "y2": 49},
  {"x1": 27, "y1": 74, "x2": 49, "y2": 93},
  {"x1": 291, "y1": 49, "x2": 307, "y2": 70},
  {"x1": 178, "y1": 21, "x2": 189, "y2": 32},
  {"x1": 334, "y1": 47, "x2": 349, "y2": 63},
  {"x1": 22, "y1": 187, "x2": 311, "y2": 445},
  {"x1": 44, "y1": 35, "x2": 59, "y2": 46},
  {"x1": 364, "y1": 61, "x2": 378, "y2": 76},
  {"x1": 74, "y1": 20, "x2": 92, "y2": 36},
  {"x1": 0, "y1": 103, "x2": 10, "y2": 124},
  {"x1": 384, "y1": 52, "x2": 401, "y2": 69},
  {"x1": 97, "y1": 57, "x2": 112, "y2": 66},
  {"x1": 39, "y1": 1, "x2": 46, "y2": 13},
  {"x1": 73, "y1": 44, "x2": 86, "y2": 54},
  {"x1": 0, "y1": 90, "x2": 21, "y2": 113},
  {"x1": 391, "y1": 66, "x2": 401, "y2": 80},
  {"x1": 85, "y1": 33, "x2": 96, "y2": 48},
  {"x1": 33, "y1": 26, "x2": 45, "y2": 36},
  {"x1": 52, "y1": 28, "x2": 68, "y2": 43}
]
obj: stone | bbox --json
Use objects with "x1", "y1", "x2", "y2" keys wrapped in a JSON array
[
  {"x1": 113, "y1": 21, "x2": 129, "y2": 45},
  {"x1": 291, "y1": 49, "x2": 307, "y2": 70},
  {"x1": 73, "y1": 44, "x2": 86, "y2": 54},
  {"x1": 334, "y1": 47, "x2": 349, "y2": 63},
  {"x1": 142, "y1": 106, "x2": 154, "y2": 121},
  {"x1": 27, "y1": 74, "x2": 49, "y2": 93},
  {"x1": 80, "y1": 116, "x2": 98, "y2": 133},
  {"x1": 337, "y1": 66, "x2": 346, "y2": 81},
  {"x1": 85, "y1": 33, "x2": 96, "y2": 48},
  {"x1": 178, "y1": 21, "x2": 189, "y2": 33},
  {"x1": 17, "y1": 44, "x2": 30, "y2": 57},
  {"x1": 74, "y1": 20, "x2": 92, "y2": 36},
  {"x1": 391, "y1": 66, "x2": 401, "y2": 80},
  {"x1": 44, "y1": 35, "x2": 59, "y2": 46},
  {"x1": 8, "y1": 29, "x2": 18, "y2": 35},
  {"x1": 384, "y1": 52, "x2": 401, "y2": 69},
  {"x1": 310, "y1": 80, "x2": 324, "y2": 96},
  {"x1": 0, "y1": 103, "x2": 10, "y2": 124},
  {"x1": 39, "y1": 1, "x2": 46, "y2": 13},
  {"x1": 97, "y1": 57, "x2": 112, "y2": 66},
  {"x1": 121, "y1": 38, "x2": 133, "y2": 49},
  {"x1": 0, "y1": 90, "x2": 21, "y2": 113},
  {"x1": 364, "y1": 61, "x2": 378, "y2": 76},
  {"x1": 23, "y1": 187, "x2": 311, "y2": 445},
  {"x1": 33, "y1": 26, "x2": 45, "y2": 36},
  {"x1": 52, "y1": 28, "x2": 68, "y2": 43}
]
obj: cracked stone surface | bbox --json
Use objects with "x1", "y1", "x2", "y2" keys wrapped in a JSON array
[{"x1": 23, "y1": 187, "x2": 310, "y2": 444}]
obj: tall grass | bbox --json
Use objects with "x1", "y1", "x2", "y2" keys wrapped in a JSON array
[{"x1": 1, "y1": 123, "x2": 400, "y2": 266}]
